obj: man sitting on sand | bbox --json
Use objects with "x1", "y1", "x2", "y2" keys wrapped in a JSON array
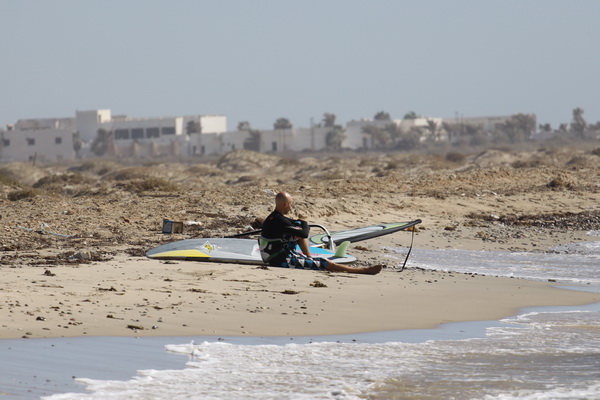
[{"x1": 259, "y1": 192, "x2": 382, "y2": 275}]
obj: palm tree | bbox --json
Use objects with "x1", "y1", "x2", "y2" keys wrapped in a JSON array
[
  {"x1": 91, "y1": 128, "x2": 112, "y2": 156},
  {"x1": 72, "y1": 132, "x2": 82, "y2": 154},
  {"x1": 237, "y1": 121, "x2": 251, "y2": 131},
  {"x1": 322, "y1": 113, "x2": 336, "y2": 128},
  {"x1": 498, "y1": 114, "x2": 535, "y2": 143},
  {"x1": 374, "y1": 111, "x2": 391, "y2": 121},
  {"x1": 571, "y1": 107, "x2": 587, "y2": 138},
  {"x1": 385, "y1": 123, "x2": 401, "y2": 145},
  {"x1": 274, "y1": 118, "x2": 292, "y2": 130},
  {"x1": 325, "y1": 125, "x2": 346, "y2": 150},
  {"x1": 426, "y1": 119, "x2": 438, "y2": 141},
  {"x1": 362, "y1": 125, "x2": 391, "y2": 148},
  {"x1": 396, "y1": 127, "x2": 422, "y2": 150},
  {"x1": 243, "y1": 129, "x2": 262, "y2": 151},
  {"x1": 186, "y1": 120, "x2": 201, "y2": 134},
  {"x1": 514, "y1": 114, "x2": 536, "y2": 136}
]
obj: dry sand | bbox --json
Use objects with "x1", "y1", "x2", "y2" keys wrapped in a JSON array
[{"x1": 1, "y1": 145, "x2": 599, "y2": 339}]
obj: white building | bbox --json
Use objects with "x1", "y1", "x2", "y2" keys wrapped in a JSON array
[
  {"x1": 74, "y1": 109, "x2": 227, "y2": 158},
  {"x1": 447, "y1": 115, "x2": 515, "y2": 132},
  {"x1": 0, "y1": 109, "x2": 227, "y2": 162},
  {"x1": 439, "y1": 114, "x2": 537, "y2": 143},
  {"x1": 252, "y1": 127, "x2": 330, "y2": 153},
  {"x1": 343, "y1": 117, "x2": 444, "y2": 149},
  {"x1": 186, "y1": 126, "x2": 331, "y2": 156},
  {"x1": 1, "y1": 125, "x2": 76, "y2": 162},
  {"x1": 75, "y1": 109, "x2": 112, "y2": 142}
]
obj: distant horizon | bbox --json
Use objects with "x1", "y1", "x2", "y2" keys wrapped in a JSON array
[{"x1": 1, "y1": 1, "x2": 598, "y2": 132}]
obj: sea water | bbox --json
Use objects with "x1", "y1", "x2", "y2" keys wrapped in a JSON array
[
  {"x1": 21, "y1": 233, "x2": 600, "y2": 399},
  {"x1": 387, "y1": 236, "x2": 600, "y2": 286}
]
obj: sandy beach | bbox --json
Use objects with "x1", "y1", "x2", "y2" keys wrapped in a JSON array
[{"x1": 1, "y1": 144, "x2": 599, "y2": 340}]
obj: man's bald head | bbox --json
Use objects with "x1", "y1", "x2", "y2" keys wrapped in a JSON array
[
  {"x1": 275, "y1": 191, "x2": 292, "y2": 205},
  {"x1": 275, "y1": 192, "x2": 294, "y2": 214}
]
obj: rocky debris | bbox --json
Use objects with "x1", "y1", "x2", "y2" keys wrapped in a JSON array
[{"x1": 467, "y1": 210, "x2": 600, "y2": 231}]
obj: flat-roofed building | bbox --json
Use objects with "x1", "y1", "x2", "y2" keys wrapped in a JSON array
[{"x1": 0, "y1": 125, "x2": 76, "y2": 162}]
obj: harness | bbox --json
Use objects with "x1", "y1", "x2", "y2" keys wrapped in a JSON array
[{"x1": 258, "y1": 236, "x2": 289, "y2": 264}]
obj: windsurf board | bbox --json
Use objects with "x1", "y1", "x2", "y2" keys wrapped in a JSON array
[{"x1": 146, "y1": 238, "x2": 356, "y2": 265}]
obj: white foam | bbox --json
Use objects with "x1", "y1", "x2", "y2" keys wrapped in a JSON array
[
  {"x1": 484, "y1": 383, "x2": 600, "y2": 399},
  {"x1": 552, "y1": 239, "x2": 600, "y2": 255},
  {"x1": 45, "y1": 341, "x2": 421, "y2": 399}
]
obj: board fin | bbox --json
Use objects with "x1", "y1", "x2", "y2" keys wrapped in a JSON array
[{"x1": 334, "y1": 241, "x2": 350, "y2": 258}]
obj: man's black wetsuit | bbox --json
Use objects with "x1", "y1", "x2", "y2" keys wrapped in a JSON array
[{"x1": 259, "y1": 210, "x2": 329, "y2": 270}]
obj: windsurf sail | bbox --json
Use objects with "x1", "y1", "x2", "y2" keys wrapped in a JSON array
[{"x1": 307, "y1": 220, "x2": 422, "y2": 246}]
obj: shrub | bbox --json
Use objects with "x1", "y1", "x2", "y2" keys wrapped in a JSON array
[
  {"x1": 111, "y1": 167, "x2": 149, "y2": 181},
  {"x1": 33, "y1": 173, "x2": 92, "y2": 188},
  {"x1": 445, "y1": 152, "x2": 465, "y2": 163},
  {"x1": 566, "y1": 156, "x2": 588, "y2": 167},
  {"x1": 122, "y1": 177, "x2": 179, "y2": 193},
  {"x1": 7, "y1": 188, "x2": 40, "y2": 201},
  {"x1": 547, "y1": 176, "x2": 574, "y2": 190},
  {"x1": 0, "y1": 173, "x2": 19, "y2": 186},
  {"x1": 511, "y1": 159, "x2": 542, "y2": 168}
]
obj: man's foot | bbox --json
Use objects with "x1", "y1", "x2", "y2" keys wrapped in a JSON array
[{"x1": 359, "y1": 264, "x2": 383, "y2": 275}]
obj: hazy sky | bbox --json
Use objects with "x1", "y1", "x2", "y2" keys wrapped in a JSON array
[{"x1": 1, "y1": 1, "x2": 598, "y2": 131}]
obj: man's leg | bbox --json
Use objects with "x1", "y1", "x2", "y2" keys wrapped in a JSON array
[
  {"x1": 297, "y1": 237, "x2": 312, "y2": 257},
  {"x1": 296, "y1": 238, "x2": 382, "y2": 275},
  {"x1": 325, "y1": 261, "x2": 383, "y2": 275}
]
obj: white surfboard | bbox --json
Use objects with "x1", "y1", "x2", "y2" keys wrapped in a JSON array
[{"x1": 146, "y1": 238, "x2": 356, "y2": 265}]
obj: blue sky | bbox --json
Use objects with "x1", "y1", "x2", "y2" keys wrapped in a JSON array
[{"x1": 1, "y1": 0, "x2": 598, "y2": 131}]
